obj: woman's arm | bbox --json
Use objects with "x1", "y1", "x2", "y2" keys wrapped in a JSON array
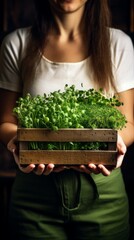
[
  {"x1": 118, "y1": 89, "x2": 134, "y2": 146},
  {"x1": 0, "y1": 89, "x2": 19, "y2": 144}
]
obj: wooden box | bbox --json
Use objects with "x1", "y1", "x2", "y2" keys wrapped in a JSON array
[{"x1": 17, "y1": 128, "x2": 117, "y2": 166}]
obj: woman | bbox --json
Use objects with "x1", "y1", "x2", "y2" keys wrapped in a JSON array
[{"x1": 0, "y1": 0, "x2": 134, "y2": 239}]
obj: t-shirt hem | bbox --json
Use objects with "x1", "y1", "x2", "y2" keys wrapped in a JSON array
[{"x1": 116, "y1": 82, "x2": 134, "y2": 93}]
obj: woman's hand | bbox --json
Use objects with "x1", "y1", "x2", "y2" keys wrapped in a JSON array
[
  {"x1": 7, "y1": 136, "x2": 67, "y2": 175},
  {"x1": 70, "y1": 134, "x2": 127, "y2": 176}
]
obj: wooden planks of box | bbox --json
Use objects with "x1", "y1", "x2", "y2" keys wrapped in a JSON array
[{"x1": 17, "y1": 128, "x2": 117, "y2": 166}]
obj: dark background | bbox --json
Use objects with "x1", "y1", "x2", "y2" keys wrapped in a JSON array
[
  {"x1": 0, "y1": 0, "x2": 134, "y2": 239},
  {"x1": 0, "y1": 0, "x2": 133, "y2": 33},
  {"x1": 0, "y1": 0, "x2": 134, "y2": 42}
]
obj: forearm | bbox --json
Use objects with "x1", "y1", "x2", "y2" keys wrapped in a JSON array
[
  {"x1": 119, "y1": 121, "x2": 134, "y2": 147},
  {"x1": 0, "y1": 122, "x2": 17, "y2": 145}
]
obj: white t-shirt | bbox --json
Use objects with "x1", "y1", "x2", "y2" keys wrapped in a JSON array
[{"x1": 0, "y1": 27, "x2": 134, "y2": 96}]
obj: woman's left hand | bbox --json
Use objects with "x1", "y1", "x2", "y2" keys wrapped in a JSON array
[{"x1": 70, "y1": 134, "x2": 127, "y2": 176}]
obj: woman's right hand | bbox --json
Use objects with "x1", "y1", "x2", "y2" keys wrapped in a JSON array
[{"x1": 7, "y1": 136, "x2": 66, "y2": 175}]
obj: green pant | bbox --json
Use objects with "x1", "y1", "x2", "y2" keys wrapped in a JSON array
[{"x1": 9, "y1": 168, "x2": 129, "y2": 240}]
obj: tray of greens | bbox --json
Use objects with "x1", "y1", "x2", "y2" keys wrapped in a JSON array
[{"x1": 13, "y1": 85, "x2": 126, "y2": 165}]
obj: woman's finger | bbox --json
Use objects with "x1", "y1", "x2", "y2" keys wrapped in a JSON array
[{"x1": 43, "y1": 163, "x2": 55, "y2": 175}]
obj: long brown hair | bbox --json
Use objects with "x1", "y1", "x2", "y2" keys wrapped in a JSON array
[{"x1": 21, "y1": 0, "x2": 115, "y2": 92}]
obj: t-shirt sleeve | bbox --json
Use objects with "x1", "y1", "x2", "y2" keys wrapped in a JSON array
[
  {"x1": 0, "y1": 30, "x2": 24, "y2": 92},
  {"x1": 112, "y1": 30, "x2": 134, "y2": 92}
]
